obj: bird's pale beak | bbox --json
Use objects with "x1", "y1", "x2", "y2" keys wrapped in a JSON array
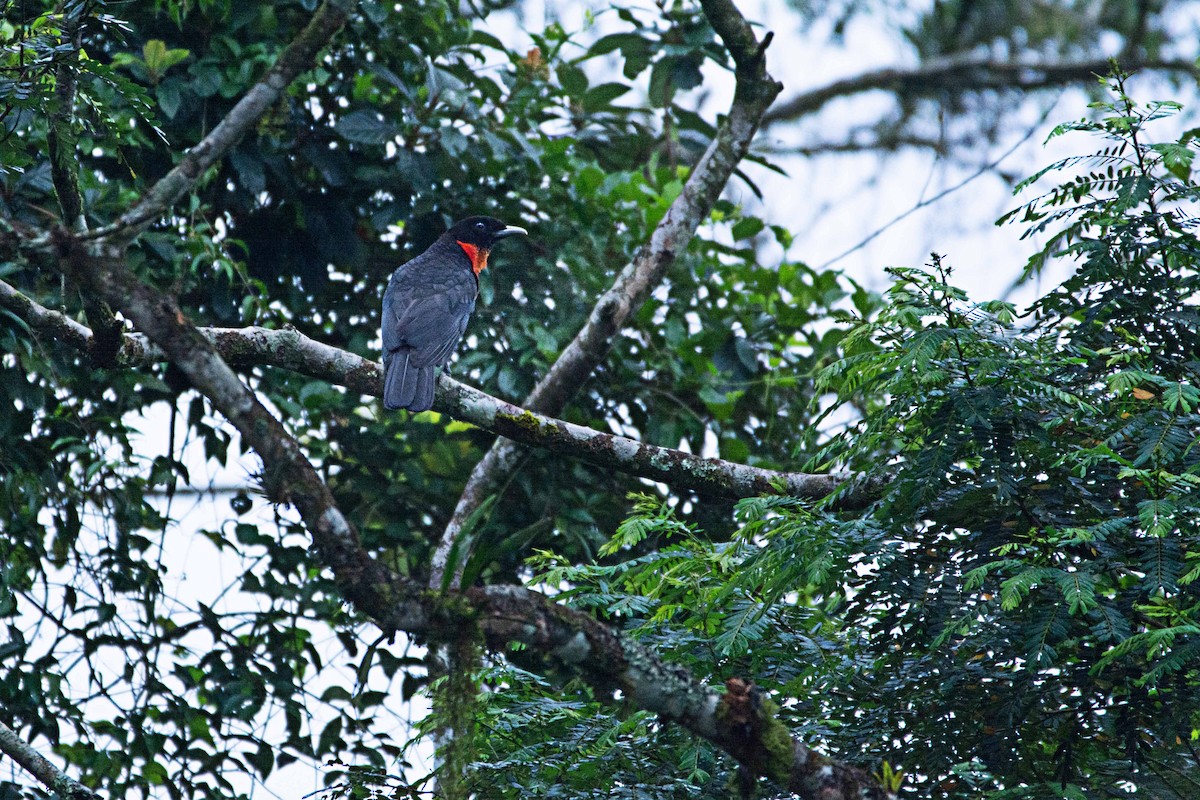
[{"x1": 494, "y1": 225, "x2": 528, "y2": 240}]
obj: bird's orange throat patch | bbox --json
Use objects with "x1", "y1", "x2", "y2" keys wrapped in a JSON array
[{"x1": 456, "y1": 241, "x2": 490, "y2": 275}]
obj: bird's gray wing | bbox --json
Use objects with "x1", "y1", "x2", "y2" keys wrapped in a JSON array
[{"x1": 382, "y1": 267, "x2": 477, "y2": 368}]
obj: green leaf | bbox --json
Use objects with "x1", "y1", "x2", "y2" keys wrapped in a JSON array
[
  {"x1": 1152, "y1": 141, "x2": 1194, "y2": 181},
  {"x1": 557, "y1": 63, "x2": 588, "y2": 96},
  {"x1": 156, "y1": 81, "x2": 181, "y2": 119},
  {"x1": 587, "y1": 33, "x2": 650, "y2": 58},
  {"x1": 731, "y1": 216, "x2": 764, "y2": 240},
  {"x1": 142, "y1": 760, "x2": 169, "y2": 785},
  {"x1": 142, "y1": 40, "x2": 189, "y2": 81},
  {"x1": 334, "y1": 110, "x2": 400, "y2": 144},
  {"x1": 582, "y1": 82, "x2": 630, "y2": 113},
  {"x1": 316, "y1": 717, "x2": 343, "y2": 756}
]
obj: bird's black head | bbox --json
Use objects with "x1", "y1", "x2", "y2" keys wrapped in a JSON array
[
  {"x1": 447, "y1": 216, "x2": 528, "y2": 248},
  {"x1": 441, "y1": 216, "x2": 527, "y2": 275}
]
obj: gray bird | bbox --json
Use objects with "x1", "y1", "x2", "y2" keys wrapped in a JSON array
[{"x1": 381, "y1": 216, "x2": 527, "y2": 412}]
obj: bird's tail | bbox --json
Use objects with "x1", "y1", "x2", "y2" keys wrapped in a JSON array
[{"x1": 384, "y1": 351, "x2": 437, "y2": 412}]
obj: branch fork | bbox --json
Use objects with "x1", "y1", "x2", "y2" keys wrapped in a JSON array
[{"x1": 431, "y1": 0, "x2": 786, "y2": 590}]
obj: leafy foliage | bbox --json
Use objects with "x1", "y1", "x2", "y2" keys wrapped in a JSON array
[
  {"x1": 5, "y1": 0, "x2": 1200, "y2": 798},
  {"x1": 806, "y1": 79, "x2": 1200, "y2": 789}
]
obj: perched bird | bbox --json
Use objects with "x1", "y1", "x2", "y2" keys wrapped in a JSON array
[{"x1": 382, "y1": 216, "x2": 527, "y2": 412}]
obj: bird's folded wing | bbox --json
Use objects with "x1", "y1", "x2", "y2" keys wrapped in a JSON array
[{"x1": 382, "y1": 274, "x2": 477, "y2": 367}]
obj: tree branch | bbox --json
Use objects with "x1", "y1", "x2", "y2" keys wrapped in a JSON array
[
  {"x1": 0, "y1": 718, "x2": 100, "y2": 800},
  {"x1": 0, "y1": 279, "x2": 869, "y2": 505},
  {"x1": 762, "y1": 53, "x2": 1199, "y2": 126},
  {"x1": 86, "y1": 0, "x2": 353, "y2": 243},
  {"x1": 432, "y1": 0, "x2": 785, "y2": 589},
  {"x1": 468, "y1": 585, "x2": 895, "y2": 799},
  {"x1": 0, "y1": 277, "x2": 93, "y2": 350},
  {"x1": 437, "y1": 378, "x2": 859, "y2": 501},
  {"x1": 763, "y1": 133, "x2": 952, "y2": 157},
  {"x1": 47, "y1": 11, "x2": 85, "y2": 233},
  {"x1": 17, "y1": 237, "x2": 893, "y2": 800}
]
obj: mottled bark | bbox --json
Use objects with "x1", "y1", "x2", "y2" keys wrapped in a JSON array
[{"x1": 0, "y1": 719, "x2": 100, "y2": 800}]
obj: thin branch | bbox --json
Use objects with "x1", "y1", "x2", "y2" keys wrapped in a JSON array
[
  {"x1": 0, "y1": 718, "x2": 101, "y2": 800},
  {"x1": 763, "y1": 133, "x2": 952, "y2": 157},
  {"x1": 0, "y1": 281, "x2": 870, "y2": 505},
  {"x1": 763, "y1": 53, "x2": 1198, "y2": 126},
  {"x1": 86, "y1": 0, "x2": 353, "y2": 243},
  {"x1": 817, "y1": 104, "x2": 1052, "y2": 270},
  {"x1": 431, "y1": 0, "x2": 785, "y2": 590}
]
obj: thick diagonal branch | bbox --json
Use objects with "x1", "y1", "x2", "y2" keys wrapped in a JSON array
[
  {"x1": 0, "y1": 719, "x2": 99, "y2": 800},
  {"x1": 0, "y1": 282, "x2": 869, "y2": 505},
  {"x1": 762, "y1": 53, "x2": 1198, "y2": 126},
  {"x1": 432, "y1": 0, "x2": 784, "y2": 589},
  {"x1": 56, "y1": 237, "x2": 412, "y2": 624},
  {"x1": 87, "y1": 0, "x2": 352, "y2": 243},
  {"x1": 468, "y1": 585, "x2": 895, "y2": 799}
]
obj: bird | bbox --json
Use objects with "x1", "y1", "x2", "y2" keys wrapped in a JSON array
[{"x1": 381, "y1": 216, "x2": 527, "y2": 412}]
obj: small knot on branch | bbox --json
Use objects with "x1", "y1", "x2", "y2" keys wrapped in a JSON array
[{"x1": 753, "y1": 31, "x2": 774, "y2": 70}]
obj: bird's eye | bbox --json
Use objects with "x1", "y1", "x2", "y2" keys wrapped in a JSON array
[{"x1": 475, "y1": 222, "x2": 486, "y2": 231}]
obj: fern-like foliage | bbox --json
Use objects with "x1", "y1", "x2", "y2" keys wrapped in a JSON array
[{"x1": 799, "y1": 72, "x2": 1200, "y2": 799}]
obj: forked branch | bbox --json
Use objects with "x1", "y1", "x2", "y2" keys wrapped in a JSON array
[{"x1": 432, "y1": 0, "x2": 785, "y2": 589}]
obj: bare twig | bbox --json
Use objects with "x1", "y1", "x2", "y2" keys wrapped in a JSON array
[
  {"x1": 763, "y1": 53, "x2": 1198, "y2": 126},
  {"x1": 817, "y1": 103, "x2": 1054, "y2": 270},
  {"x1": 431, "y1": 0, "x2": 785, "y2": 590},
  {"x1": 762, "y1": 133, "x2": 952, "y2": 157}
]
